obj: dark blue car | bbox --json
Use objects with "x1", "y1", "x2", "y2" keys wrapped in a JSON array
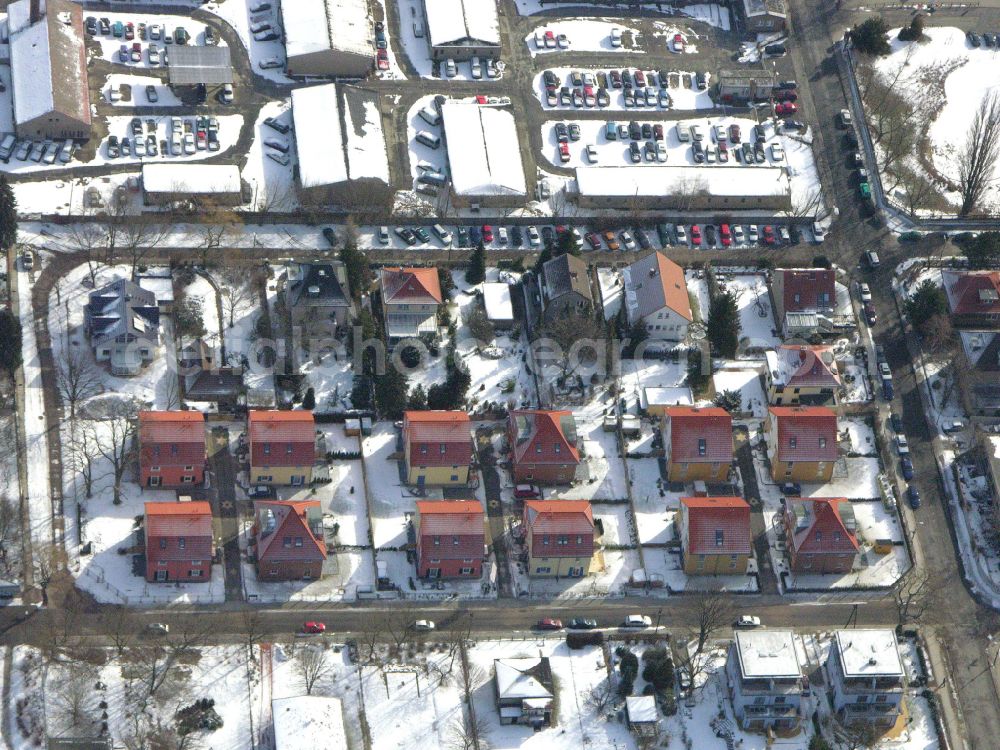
[
  {"x1": 882, "y1": 380, "x2": 894, "y2": 401},
  {"x1": 900, "y1": 457, "x2": 914, "y2": 481},
  {"x1": 907, "y1": 485, "x2": 921, "y2": 509},
  {"x1": 469, "y1": 226, "x2": 482, "y2": 245}
]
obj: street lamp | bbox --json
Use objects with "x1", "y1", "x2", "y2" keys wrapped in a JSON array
[{"x1": 655, "y1": 607, "x2": 663, "y2": 632}]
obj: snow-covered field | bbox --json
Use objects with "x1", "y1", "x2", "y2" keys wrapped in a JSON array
[
  {"x1": 866, "y1": 26, "x2": 1000, "y2": 215},
  {"x1": 534, "y1": 67, "x2": 713, "y2": 111},
  {"x1": 525, "y1": 19, "x2": 641, "y2": 55}
]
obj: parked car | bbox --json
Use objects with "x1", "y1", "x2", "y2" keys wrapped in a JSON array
[
  {"x1": 901, "y1": 457, "x2": 914, "y2": 481},
  {"x1": 264, "y1": 116, "x2": 290, "y2": 134},
  {"x1": 603, "y1": 230, "x2": 620, "y2": 251},
  {"x1": 864, "y1": 302, "x2": 877, "y2": 325},
  {"x1": 775, "y1": 102, "x2": 797, "y2": 115},
  {"x1": 672, "y1": 33, "x2": 685, "y2": 52},
  {"x1": 622, "y1": 614, "x2": 652, "y2": 628},
  {"x1": 412, "y1": 620, "x2": 436, "y2": 632},
  {"x1": 218, "y1": 84, "x2": 234, "y2": 104},
  {"x1": 536, "y1": 619, "x2": 563, "y2": 631},
  {"x1": 890, "y1": 413, "x2": 903, "y2": 432},
  {"x1": 781, "y1": 482, "x2": 802, "y2": 496},
  {"x1": 568, "y1": 618, "x2": 599, "y2": 630},
  {"x1": 302, "y1": 621, "x2": 326, "y2": 634},
  {"x1": 907, "y1": 485, "x2": 921, "y2": 509},
  {"x1": 896, "y1": 435, "x2": 910, "y2": 455},
  {"x1": 735, "y1": 615, "x2": 761, "y2": 628},
  {"x1": 690, "y1": 224, "x2": 702, "y2": 246}
]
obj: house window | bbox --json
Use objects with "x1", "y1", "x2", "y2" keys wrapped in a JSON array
[
  {"x1": 463, "y1": 558, "x2": 474, "y2": 563},
  {"x1": 698, "y1": 438, "x2": 707, "y2": 456},
  {"x1": 774, "y1": 697, "x2": 786, "y2": 705},
  {"x1": 789, "y1": 437, "x2": 797, "y2": 449},
  {"x1": 283, "y1": 536, "x2": 292, "y2": 548},
  {"x1": 178, "y1": 538, "x2": 185, "y2": 549},
  {"x1": 433, "y1": 536, "x2": 441, "y2": 546},
  {"x1": 715, "y1": 530, "x2": 724, "y2": 547},
  {"x1": 536, "y1": 445, "x2": 542, "y2": 454},
  {"x1": 184, "y1": 465, "x2": 194, "y2": 471},
  {"x1": 440, "y1": 444, "x2": 446, "y2": 454},
  {"x1": 191, "y1": 560, "x2": 202, "y2": 566},
  {"x1": 171, "y1": 445, "x2": 179, "y2": 456},
  {"x1": 819, "y1": 437, "x2": 827, "y2": 449},
  {"x1": 535, "y1": 566, "x2": 551, "y2": 574},
  {"x1": 421, "y1": 445, "x2": 428, "y2": 455},
  {"x1": 875, "y1": 695, "x2": 888, "y2": 703},
  {"x1": 151, "y1": 466, "x2": 161, "y2": 472},
  {"x1": 189, "y1": 569, "x2": 203, "y2": 578},
  {"x1": 451, "y1": 475, "x2": 459, "y2": 482},
  {"x1": 558, "y1": 535, "x2": 568, "y2": 545},
  {"x1": 814, "y1": 531, "x2": 822, "y2": 542},
  {"x1": 264, "y1": 444, "x2": 271, "y2": 455},
  {"x1": 460, "y1": 567, "x2": 473, "y2": 575},
  {"x1": 286, "y1": 444, "x2": 293, "y2": 454},
  {"x1": 182, "y1": 476, "x2": 194, "y2": 484},
  {"x1": 453, "y1": 536, "x2": 460, "y2": 546},
  {"x1": 542, "y1": 535, "x2": 550, "y2": 545},
  {"x1": 294, "y1": 537, "x2": 303, "y2": 547},
  {"x1": 576, "y1": 535, "x2": 582, "y2": 545},
  {"x1": 160, "y1": 538, "x2": 167, "y2": 550},
  {"x1": 554, "y1": 444, "x2": 561, "y2": 454}
]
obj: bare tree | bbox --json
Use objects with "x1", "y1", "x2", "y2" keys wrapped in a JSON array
[
  {"x1": 447, "y1": 712, "x2": 491, "y2": 750},
  {"x1": 834, "y1": 720, "x2": 881, "y2": 750},
  {"x1": 586, "y1": 678, "x2": 617, "y2": 713},
  {"x1": 920, "y1": 314, "x2": 954, "y2": 354},
  {"x1": 71, "y1": 425, "x2": 100, "y2": 499},
  {"x1": 383, "y1": 609, "x2": 412, "y2": 651},
  {"x1": 56, "y1": 348, "x2": 102, "y2": 419},
  {"x1": 0, "y1": 497, "x2": 19, "y2": 576},
  {"x1": 52, "y1": 661, "x2": 98, "y2": 734},
  {"x1": 90, "y1": 398, "x2": 138, "y2": 504},
  {"x1": 692, "y1": 591, "x2": 732, "y2": 654},
  {"x1": 100, "y1": 605, "x2": 138, "y2": 658},
  {"x1": 958, "y1": 91, "x2": 1000, "y2": 216},
  {"x1": 120, "y1": 220, "x2": 171, "y2": 281},
  {"x1": 893, "y1": 567, "x2": 936, "y2": 629},
  {"x1": 216, "y1": 267, "x2": 256, "y2": 329},
  {"x1": 294, "y1": 644, "x2": 332, "y2": 695},
  {"x1": 62, "y1": 222, "x2": 109, "y2": 286},
  {"x1": 536, "y1": 310, "x2": 603, "y2": 379},
  {"x1": 34, "y1": 542, "x2": 63, "y2": 607}
]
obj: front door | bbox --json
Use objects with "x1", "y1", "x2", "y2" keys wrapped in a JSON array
[
  {"x1": 155, "y1": 570, "x2": 167, "y2": 582},
  {"x1": 427, "y1": 568, "x2": 441, "y2": 578}
]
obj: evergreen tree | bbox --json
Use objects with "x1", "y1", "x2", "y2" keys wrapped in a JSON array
[
  {"x1": 0, "y1": 176, "x2": 17, "y2": 251},
  {"x1": 0, "y1": 310, "x2": 22, "y2": 374},
  {"x1": 904, "y1": 279, "x2": 948, "y2": 327},
  {"x1": 350, "y1": 374, "x2": 373, "y2": 410},
  {"x1": 301, "y1": 387, "x2": 316, "y2": 410},
  {"x1": 898, "y1": 13, "x2": 925, "y2": 41},
  {"x1": 850, "y1": 16, "x2": 891, "y2": 56},
  {"x1": 534, "y1": 243, "x2": 553, "y2": 273},
  {"x1": 374, "y1": 364, "x2": 409, "y2": 420},
  {"x1": 339, "y1": 238, "x2": 369, "y2": 300},
  {"x1": 555, "y1": 228, "x2": 581, "y2": 257},
  {"x1": 465, "y1": 241, "x2": 486, "y2": 284},
  {"x1": 407, "y1": 383, "x2": 427, "y2": 410},
  {"x1": 707, "y1": 289, "x2": 740, "y2": 358},
  {"x1": 964, "y1": 231, "x2": 1000, "y2": 270}
]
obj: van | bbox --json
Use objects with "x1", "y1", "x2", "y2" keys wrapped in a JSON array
[
  {"x1": 0, "y1": 134, "x2": 16, "y2": 162},
  {"x1": 764, "y1": 43, "x2": 786, "y2": 56},
  {"x1": 418, "y1": 171, "x2": 447, "y2": 187},
  {"x1": 865, "y1": 250, "x2": 881, "y2": 269},
  {"x1": 676, "y1": 123, "x2": 690, "y2": 142},
  {"x1": 418, "y1": 105, "x2": 440, "y2": 127},
  {"x1": 432, "y1": 224, "x2": 453, "y2": 244},
  {"x1": 415, "y1": 160, "x2": 437, "y2": 173},
  {"x1": 415, "y1": 131, "x2": 441, "y2": 149},
  {"x1": 413, "y1": 20, "x2": 424, "y2": 38}
]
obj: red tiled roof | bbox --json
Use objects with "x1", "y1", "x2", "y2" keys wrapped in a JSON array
[
  {"x1": 405, "y1": 411, "x2": 473, "y2": 467},
  {"x1": 775, "y1": 345, "x2": 841, "y2": 388},
  {"x1": 417, "y1": 501, "x2": 484, "y2": 558},
  {"x1": 255, "y1": 500, "x2": 326, "y2": 563},
  {"x1": 681, "y1": 496, "x2": 752, "y2": 555},
  {"x1": 509, "y1": 410, "x2": 581, "y2": 467},
  {"x1": 145, "y1": 501, "x2": 213, "y2": 543},
  {"x1": 779, "y1": 269, "x2": 836, "y2": 313},
  {"x1": 769, "y1": 406, "x2": 838, "y2": 463},
  {"x1": 786, "y1": 497, "x2": 859, "y2": 555},
  {"x1": 140, "y1": 411, "x2": 206, "y2": 469},
  {"x1": 381, "y1": 267, "x2": 443, "y2": 305},
  {"x1": 664, "y1": 406, "x2": 733, "y2": 463},
  {"x1": 524, "y1": 500, "x2": 594, "y2": 557},
  {"x1": 948, "y1": 271, "x2": 1000, "y2": 316},
  {"x1": 248, "y1": 410, "x2": 315, "y2": 467}
]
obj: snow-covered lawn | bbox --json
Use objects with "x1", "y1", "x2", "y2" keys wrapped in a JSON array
[
  {"x1": 183, "y1": 274, "x2": 223, "y2": 346},
  {"x1": 714, "y1": 272, "x2": 780, "y2": 352},
  {"x1": 712, "y1": 365, "x2": 767, "y2": 417},
  {"x1": 525, "y1": 19, "x2": 641, "y2": 55},
  {"x1": 544, "y1": 401, "x2": 629, "y2": 501},
  {"x1": 534, "y1": 68, "x2": 713, "y2": 111},
  {"x1": 865, "y1": 26, "x2": 1000, "y2": 215},
  {"x1": 597, "y1": 266, "x2": 622, "y2": 320}
]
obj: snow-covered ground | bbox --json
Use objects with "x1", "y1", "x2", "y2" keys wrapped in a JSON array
[
  {"x1": 241, "y1": 99, "x2": 298, "y2": 212},
  {"x1": 867, "y1": 26, "x2": 1000, "y2": 214},
  {"x1": 514, "y1": 0, "x2": 732, "y2": 31},
  {"x1": 712, "y1": 365, "x2": 767, "y2": 417},
  {"x1": 204, "y1": 0, "x2": 292, "y2": 83},
  {"x1": 525, "y1": 19, "x2": 641, "y2": 55},
  {"x1": 534, "y1": 67, "x2": 713, "y2": 111},
  {"x1": 91, "y1": 15, "x2": 223, "y2": 68},
  {"x1": 715, "y1": 272, "x2": 781, "y2": 353},
  {"x1": 544, "y1": 400, "x2": 629, "y2": 501},
  {"x1": 395, "y1": 0, "x2": 503, "y2": 80},
  {"x1": 103, "y1": 73, "x2": 182, "y2": 107}
]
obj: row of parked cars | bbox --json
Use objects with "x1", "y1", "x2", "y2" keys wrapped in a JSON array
[
  {"x1": 85, "y1": 17, "x2": 199, "y2": 45},
  {"x1": 0, "y1": 135, "x2": 74, "y2": 165},
  {"x1": 540, "y1": 67, "x2": 708, "y2": 110},
  {"x1": 105, "y1": 116, "x2": 221, "y2": 159}
]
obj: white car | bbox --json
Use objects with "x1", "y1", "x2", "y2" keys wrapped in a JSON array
[
  {"x1": 735, "y1": 615, "x2": 761, "y2": 628},
  {"x1": 860, "y1": 283, "x2": 872, "y2": 303},
  {"x1": 748, "y1": 225, "x2": 759, "y2": 243},
  {"x1": 170, "y1": 134, "x2": 182, "y2": 155},
  {"x1": 258, "y1": 57, "x2": 283, "y2": 70},
  {"x1": 585, "y1": 144, "x2": 598, "y2": 164},
  {"x1": 610, "y1": 28, "x2": 622, "y2": 47},
  {"x1": 413, "y1": 620, "x2": 436, "y2": 632},
  {"x1": 534, "y1": 30, "x2": 545, "y2": 49},
  {"x1": 896, "y1": 435, "x2": 910, "y2": 455},
  {"x1": 812, "y1": 222, "x2": 826, "y2": 243},
  {"x1": 527, "y1": 226, "x2": 541, "y2": 246},
  {"x1": 378, "y1": 226, "x2": 390, "y2": 245},
  {"x1": 733, "y1": 225, "x2": 745, "y2": 243},
  {"x1": 219, "y1": 84, "x2": 234, "y2": 104},
  {"x1": 622, "y1": 614, "x2": 652, "y2": 629},
  {"x1": 556, "y1": 34, "x2": 569, "y2": 49},
  {"x1": 770, "y1": 143, "x2": 784, "y2": 161},
  {"x1": 148, "y1": 622, "x2": 169, "y2": 634},
  {"x1": 879, "y1": 361, "x2": 892, "y2": 379},
  {"x1": 620, "y1": 231, "x2": 636, "y2": 251},
  {"x1": 445, "y1": 58, "x2": 457, "y2": 77},
  {"x1": 713, "y1": 124, "x2": 727, "y2": 142},
  {"x1": 470, "y1": 57, "x2": 482, "y2": 79},
  {"x1": 497, "y1": 226, "x2": 509, "y2": 245},
  {"x1": 675, "y1": 225, "x2": 688, "y2": 244},
  {"x1": 183, "y1": 133, "x2": 195, "y2": 155}
]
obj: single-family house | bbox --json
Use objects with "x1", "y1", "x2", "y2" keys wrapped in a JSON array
[
  {"x1": 494, "y1": 657, "x2": 554, "y2": 727},
  {"x1": 726, "y1": 629, "x2": 804, "y2": 730},
  {"x1": 959, "y1": 331, "x2": 1000, "y2": 414},
  {"x1": 523, "y1": 499, "x2": 594, "y2": 577},
  {"x1": 540, "y1": 253, "x2": 593, "y2": 323},
  {"x1": 826, "y1": 629, "x2": 905, "y2": 730},
  {"x1": 765, "y1": 345, "x2": 841, "y2": 406},
  {"x1": 622, "y1": 252, "x2": 693, "y2": 341},
  {"x1": 138, "y1": 411, "x2": 206, "y2": 488},
  {"x1": 380, "y1": 267, "x2": 443, "y2": 343},
  {"x1": 84, "y1": 278, "x2": 160, "y2": 376},
  {"x1": 943, "y1": 270, "x2": 1000, "y2": 328},
  {"x1": 663, "y1": 406, "x2": 733, "y2": 482},
  {"x1": 415, "y1": 500, "x2": 485, "y2": 579},
  {"x1": 403, "y1": 410, "x2": 473, "y2": 486},
  {"x1": 286, "y1": 262, "x2": 353, "y2": 338},
  {"x1": 144, "y1": 500, "x2": 213, "y2": 583},
  {"x1": 765, "y1": 406, "x2": 838, "y2": 483},
  {"x1": 508, "y1": 409, "x2": 581, "y2": 484},
  {"x1": 248, "y1": 410, "x2": 316, "y2": 487},
  {"x1": 253, "y1": 499, "x2": 326, "y2": 581},
  {"x1": 679, "y1": 496, "x2": 752, "y2": 575},
  {"x1": 783, "y1": 497, "x2": 859, "y2": 574},
  {"x1": 771, "y1": 268, "x2": 837, "y2": 339}
]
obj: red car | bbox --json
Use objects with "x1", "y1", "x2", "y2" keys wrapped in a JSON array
[
  {"x1": 481, "y1": 225, "x2": 494, "y2": 242},
  {"x1": 729, "y1": 123, "x2": 741, "y2": 143},
  {"x1": 302, "y1": 621, "x2": 326, "y2": 634},
  {"x1": 536, "y1": 618, "x2": 563, "y2": 631},
  {"x1": 558, "y1": 142, "x2": 570, "y2": 162},
  {"x1": 634, "y1": 69, "x2": 646, "y2": 87},
  {"x1": 762, "y1": 226, "x2": 776, "y2": 245},
  {"x1": 774, "y1": 89, "x2": 797, "y2": 102},
  {"x1": 690, "y1": 225, "x2": 702, "y2": 245},
  {"x1": 775, "y1": 102, "x2": 798, "y2": 116},
  {"x1": 376, "y1": 49, "x2": 389, "y2": 70},
  {"x1": 125, "y1": 22, "x2": 135, "y2": 40},
  {"x1": 673, "y1": 33, "x2": 685, "y2": 52},
  {"x1": 514, "y1": 483, "x2": 540, "y2": 499},
  {"x1": 653, "y1": 123, "x2": 664, "y2": 141},
  {"x1": 585, "y1": 232, "x2": 602, "y2": 250},
  {"x1": 720, "y1": 224, "x2": 732, "y2": 246}
]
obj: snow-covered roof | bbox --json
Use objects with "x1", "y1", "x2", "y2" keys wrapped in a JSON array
[
  {"x1": 138, "y1": 275, "x2": 175, "y2": 303},
  {"x1": 291, "y1": 84, "x2": 389, "y2": 189},
  {"x1": 483, "y1": 282, "x2": 514, "y2": 322},
  {"x1": 575, "y1": 165, "x2": 790, "y2": 198},
  {"x1": 442, "y1": 101, "x2": 527, "y2": 197},
  {"x1": 9, "y1": 0, "x2": 90, "y2": 128},
  {"x1": 834, "y1": 630, "x2": 903, "y2": 678},
  {"x1": 626, "y1": 695, "x2": 657, "y2": 723},
  {"x1": 425, "y1": 0, "x2": 500, "y2": 48},
  {"x1": 142, "y1": 164, "x2": 242, "y2": 195},
  {"x1": 494, "y1": 658, "x2": 554, "y2": 700},
  {"x1": 733, "y1": 630, "x2": 801, "y2": 679},
  {"x1": 642, "y1": 386, "x2": 693, "y2": 408},
  {"x1": 272, "y1": 696, "x2": 348, "y2": 750},
  {"x1": 281, "y1": 0, "x2": 372, "y2": 60}
]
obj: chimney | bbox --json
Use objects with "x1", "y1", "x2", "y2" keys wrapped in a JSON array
[{"x1": 30, "y1": 0, "x2": 41, "y2": 24}]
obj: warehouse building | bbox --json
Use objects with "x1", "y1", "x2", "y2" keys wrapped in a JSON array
[
  {"x1": 573, "y1": 165, "x2": 792, "y2": 211},
  {"x1": 282, "y1": 0, "x2": 374, "y2": 77},
  {"x1": 423, "y1": 0, "x2": 501, "y2": 61},
  {"x1": 441, "y1": 101, "x2": 526, "y2": 207},
  {"x1": 290, "y1": 83, "x2": 391, "y2": 207},
  {"x1": 9, "y1": 0, "x2": 91, "y2": 140},
  {"x1": 142, "y1": 164, "x2": 244, "y2": 207}
]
